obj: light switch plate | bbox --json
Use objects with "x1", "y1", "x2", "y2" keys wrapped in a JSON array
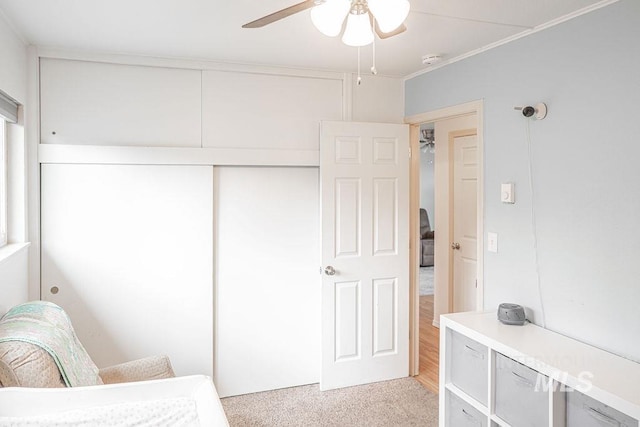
[
  {"x1": 501, "y1": 183, "x2": 515, "y2": 204},
  {"x1": 488, "y1": 232, "x2": 498, "y2": 253}
]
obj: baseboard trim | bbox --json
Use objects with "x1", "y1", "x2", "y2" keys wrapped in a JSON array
[{"x1": 432, "y1": 319, "x2": 440, "y2": 328}]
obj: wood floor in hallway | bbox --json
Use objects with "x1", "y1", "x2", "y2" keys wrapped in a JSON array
[{"x1": 415, "y1": 294, "x2": 439, "y2": 394}]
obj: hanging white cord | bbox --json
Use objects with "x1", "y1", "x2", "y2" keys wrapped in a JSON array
[
  {"x1": 371, "y1": 20, "x2": 377, "y2": 75},
  {"x1": 526, "y1": 119, "x2": 547, "y2": 328},
  {"x1": 357, "y1": 47, "x2": 362, "y2": 85}
]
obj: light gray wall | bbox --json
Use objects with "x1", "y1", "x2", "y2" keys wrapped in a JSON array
[
  {"x1": 405, "y1": 0, "x2": 640, "y2": 362},
  {"x1": 0, "y1": 13, "x2": 28, "y2": 315},
  {"x1": 0, "y1": 248, "x2": 28, "y2": 316},
  {"x1": 0, "y1": 14, "x2": 26, "y2": 104}
]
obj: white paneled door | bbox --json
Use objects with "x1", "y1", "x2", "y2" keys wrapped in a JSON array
[
  {"x1": 41, "y1": 164, "x2": 214, "y2": 376},
  {"x1": 451, "y1": 132, "x2": 478, "y2": 313},
  {"x1": 320, "y1": 121, "x2": 409, "y2": 390}
]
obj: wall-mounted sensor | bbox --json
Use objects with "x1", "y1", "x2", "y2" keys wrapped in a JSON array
[
  {"x1": 422, "y1": 54, "x2": 442, "y2": 65},
  {"x1": 501, "y1": 183, "x2": 515, "y2": 203},
  {"x1": 514, "y1": 103, "x2": 547, "y2": 120}
]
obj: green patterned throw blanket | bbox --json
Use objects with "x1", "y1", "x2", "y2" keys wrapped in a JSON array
[{"x1": 0, "y1": 301, "x2": 101, "y2": 387}]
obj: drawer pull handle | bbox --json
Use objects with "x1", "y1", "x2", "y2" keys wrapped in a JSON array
[
  {"x1": 464, "y1": 344, "x2": 485, "y2": 360},
  {"x1": 461, "y1": 408, "x2": 480, "y2": 426},
  {"x1": 584, "y1": 405, "x2": 621, "y2": 427},
  {"x1": 510, "y1": 371, "x2": 534, "y2": 387}
]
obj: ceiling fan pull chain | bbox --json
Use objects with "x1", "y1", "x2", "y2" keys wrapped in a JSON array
[
  {"x1": 357, "y1": 46, "x2": 362, "y2": 85},
  {"x1": 371, "y1": 18, "x2": 378, "y2": 75}
]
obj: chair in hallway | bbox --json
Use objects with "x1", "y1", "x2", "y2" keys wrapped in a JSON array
[{"x1": 420, "y1": 208, "x2": 435, "y2": 267}]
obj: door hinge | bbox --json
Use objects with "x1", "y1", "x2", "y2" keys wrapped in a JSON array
[
  {"x1": 409, "y1": 147, "x2": 412, "y2": 159},
  {"x1": 475, "y1": 279, "x2": 478, "y2": 288}
]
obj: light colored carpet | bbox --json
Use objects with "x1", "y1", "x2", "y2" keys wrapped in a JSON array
[
  {"x1": 221, "y1": 377, "x2": 438, "y2": 427},
  {"x1": 420, "y1": 267, "x2": 434, "y2": 296}
]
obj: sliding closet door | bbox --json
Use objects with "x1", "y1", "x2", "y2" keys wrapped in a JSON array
[
  {"x1": 214, "y1": 167, "x2": 320, "y2": 397},
  {"x1": 41, "y1": 164, "x2": 213, "y2": 376}
]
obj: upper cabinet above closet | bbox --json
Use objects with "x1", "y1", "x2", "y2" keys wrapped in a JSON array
[
  {"x1": 40, "y1": 59, "x2": 202, "y2": 147},
  {"x1": 201, "y1": 70, "x2": 343, "y2": 151},
  {"x1": 39, "y1": 56, "x2": 403, "y2": 151}
]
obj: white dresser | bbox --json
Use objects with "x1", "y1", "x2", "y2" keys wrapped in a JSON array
[{"x1": 440, "y1": 311, "x2": 640, "y2": 427}]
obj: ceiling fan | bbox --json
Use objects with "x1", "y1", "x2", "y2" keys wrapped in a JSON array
[
  {"x1": 420, "y1": 128, "x2": 435, "y2": 154},
  {"x1": 242, "y1": 0, "x2": 409, "y2": 46}
]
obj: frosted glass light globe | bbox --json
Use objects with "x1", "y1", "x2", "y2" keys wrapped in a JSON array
[
  {"x1": 311, "y1": 0, "x2": 351, "y2": 37},
  {"x1": 368, "y1": 0, "x2": 410, "y2": 33},
  {"x1": 342, "y1": 12, "x2": 374, "y2": 46}
]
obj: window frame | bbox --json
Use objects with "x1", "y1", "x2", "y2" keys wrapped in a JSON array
[{"x1": 0, "y1": 119, "x2": 6, "y2": 247}]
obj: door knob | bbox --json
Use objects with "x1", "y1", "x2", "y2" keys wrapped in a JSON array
[
  {"x1": 451, "y1": 242, "x2": 461, "y2": 250},
  {"x1": 324, "y1": 266, "x2": 336, "y2": 276}
]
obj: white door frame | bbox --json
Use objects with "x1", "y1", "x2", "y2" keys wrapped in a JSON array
[{"x1": 404, "y1": 100, "x2": 484, "y2": 376}]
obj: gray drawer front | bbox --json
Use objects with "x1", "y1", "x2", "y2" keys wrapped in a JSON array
[
  {"x1": 447, "y1": 391, "x2": 487, "y2": 427},
  {"x1": 567, "y1": 388, "x2": 638, "y2": 427},
  {"x1": 449, "y1": 329, "x2": 488, "y2": 405},
  {"x1": 495, "y1": 353, "x2": 549, "y2": 427}
]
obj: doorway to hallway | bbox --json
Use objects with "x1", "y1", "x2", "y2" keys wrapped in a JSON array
[{"x1": 407, "y1": 100, "x2": 484, "y2": 391}]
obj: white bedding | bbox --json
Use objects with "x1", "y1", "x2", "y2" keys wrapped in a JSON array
[{"x1": 0, "y1": 375, "x2": 228, "y2": 426}]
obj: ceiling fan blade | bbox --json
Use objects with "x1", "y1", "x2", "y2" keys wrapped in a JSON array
[
  {"x1": 242, "y1": 0, "x2": 318, "y2": 28},
  {"x1": 374, "y1": 21, "x2": 407, "y2": 39}
]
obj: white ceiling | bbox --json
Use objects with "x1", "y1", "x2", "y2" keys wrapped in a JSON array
[{"x1": 0, "y1": 0, "x2": 605, "y2": 77}]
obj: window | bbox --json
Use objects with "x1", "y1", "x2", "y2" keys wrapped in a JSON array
[
  {"x1": 0, "y1": 119, "x2": 6, "y2": 247},
  {"x1": 0, "y1": 90, "x2": 19, "y2": 248}
]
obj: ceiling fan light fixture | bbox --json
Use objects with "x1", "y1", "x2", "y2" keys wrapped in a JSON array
[
  {"x1": 367, "y1": 0, "x2": 410, "y2": 33},
  {"x1": 342, "y1": 11, "x2": 374, "y2": 47},
  {"x1": 311, "y1": 0, "x2": 351, "y2": 37}
]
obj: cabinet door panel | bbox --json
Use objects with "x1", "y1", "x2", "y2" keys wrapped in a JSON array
[
  {"x1": 41, "y1": 164, "x2": 213, "y2": 376},
  {"x1": 40, "y1": 59, "x2": 202, "y2": 147},
  {"x1": 202, "y1": 70, "x2": 343, "y2": 150}
]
